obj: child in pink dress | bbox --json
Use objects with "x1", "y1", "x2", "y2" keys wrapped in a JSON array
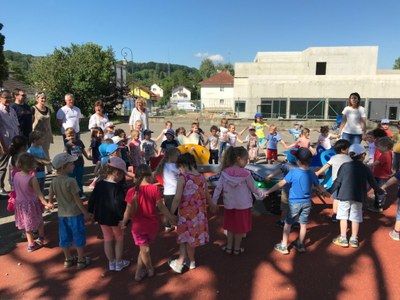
[
  {"x1": 212, "y1": 146, "x2": 265, "y2": 255},
  {"x1": 168, "y1": 153, "x2": 217, "y2": 273},
  {"x1": 120, "y1": 164, "x2": 175, "y2": 281},
  {"x1": 14, "y1": 153, "x2": 53, "y2": 252}
]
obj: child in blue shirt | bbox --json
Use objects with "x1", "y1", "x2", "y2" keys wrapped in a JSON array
[
  {"x1": 265, "y1": 147, "x2": 326, "y2": 254},
  {"x1": 28, "y1": 131, "x2": 51, "y2": 192},
  {"x1": 262, "y1": 125, "x2": 287, "y2": 164}
]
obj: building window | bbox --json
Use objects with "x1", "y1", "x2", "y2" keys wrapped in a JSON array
[
  {"x1": 316, "y1": 62, "x2": 327, "y2": 75},
  {"x1": 258, "y1": 98, "x2": 286, "y2": 118},
  {"x1": 290, "y1": 99, "x2": 325, "y2": 119},
  {"x1": 220, "y1": 87, "x2": 224, "y2": 92},
  {"x1": 220, "y1": 99, "x2": 224, "y2": 105},
  {"x1": 235, "y1": 101, "x2": 246, "y2": 112}
]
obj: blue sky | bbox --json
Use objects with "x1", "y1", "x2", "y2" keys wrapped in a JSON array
[{"x1": 2, "y1": 0, "x2": 400, "y2": 69}]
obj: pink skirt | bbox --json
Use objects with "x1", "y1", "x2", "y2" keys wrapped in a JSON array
[{"x1": 223, "y1": 208, "x2": 252, "y2": 234}]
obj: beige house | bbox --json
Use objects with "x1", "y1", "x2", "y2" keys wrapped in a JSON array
[{"x1": 234, "y1": 46, "x2": 400, "y2": 120}]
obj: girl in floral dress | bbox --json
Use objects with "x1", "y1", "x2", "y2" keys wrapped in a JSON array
[{"x1": 168, "y1": 153, "x2": 217, "y2": 273}]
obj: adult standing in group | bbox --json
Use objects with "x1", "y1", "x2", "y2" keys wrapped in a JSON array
[
  {"x1": 56, "y1": 93, "x2": 82, "y2": 143},
  {"x1": 129, "y1": 97, "x2": 149, "y2": 131},
  {"x1": 88, "y1": 100, "x2": 109, "y2": 131},
  {"x1": 11, "y1": 88, "x2": 32, "y2": 139},
  {"x1": 0, "y1": 90, "x2": 20, "y2": 196},
  {"x1": 338, "y1": 92, "x2": 367, "y2": 145},
  {"x1": 32, "y1": 92, "x2": 54, "y2": 174}
]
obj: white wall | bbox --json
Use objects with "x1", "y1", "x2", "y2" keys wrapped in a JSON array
[{"x1": 201, "y1": 86, "x2": 234, "y2": 111}]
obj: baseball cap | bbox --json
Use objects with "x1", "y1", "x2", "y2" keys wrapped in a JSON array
[
  {"x1": 294, "y1": 121, "x2": 302, "y2": 126},
  {"x1": 99, "y1": 143, "x2": 109, "y2": 157},
  {"x1": 284, "y1": 148, "x2": 298, "y2": 164},
  {"x1": 106, "y1": 143, "x2": 119, "y2": 155},
  {"x1": 294, "y1": 147, "x2": 313, "y2": 162},
  {"x1": 143, "y1": 129, "x2": 154, "y2": 135},
  {"x1": 165, "y1": 129, "x2": 175, "y2": 136},
  {"x1": 107, "y1": 157, "x2": 128, "y2": 174},
  {"x1": 112, "y1": 136, "x2": 124, "y2": 144},
  {"x1": 381, "y1": 118, "x2": 390, "y2": 124},
  {"x1": 105, "y1": 122, "x2": 115, "y2": 128},
  {"x1": 254, "y1": 112, "x2": 263, "y2": 118},
  {"x1": 249, "y1": 126, "x2": 256, "y2": 131},
  {"x1": 52, "y1": 153, "x2": 78, "y2": 169},
  {"x1": 348, "y1": 144, "x2": 366, "y2": 157}
]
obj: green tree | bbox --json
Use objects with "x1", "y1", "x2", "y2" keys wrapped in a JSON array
[
  {"x1": 29, "y1": 43, "x2": 115, "y2": 115},
  {"x1": 215, "y1": 62, "x2": 234, "y2": 76},
  {"x1": 394, "y1": 57, "x2": 400, "y2": 70},
  {"x1": 4, "y1": 50, "x2": 35, "y2": 83},
  {"x1": 199, "y1": 59, "x2": 217, "y2": 80},
  {"x1": 0, "y1": 23, "x2": 8, "y2": 86}
]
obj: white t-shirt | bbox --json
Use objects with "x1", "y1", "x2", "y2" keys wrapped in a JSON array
[
  {"x1": 88, "y1": 113, "x2": 109, "y2": 131},
  {"x1": 163, "y1": 162, "x2": 180, "y2": 195},
  {"x1": 56, "y1": 105, "x2": 82, "y2": 134},
  {"x1": 219, "y1": 126, "x2": 228, "y2": 141},
  {"x1": 318, "y1": 134, "x2": 332, "y2": 150},
  {"x1": 342, "y1": 106, "x2": 366, "y2": 135},
  {"x1": 328, "y1": 154, "x2": 352, "y2": 181}
]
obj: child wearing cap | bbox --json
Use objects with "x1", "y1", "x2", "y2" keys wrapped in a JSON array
[
  {"x1": 265, "y1": 147, "x2": 327, "y2": 254},
  {"x1": 155, "y1": 121, "x2": 173, "y2": 143},
  {"x1": 329, "y1": 144, "x2": 384, "y2": 248},
  {"x1": 159, "y1": 129, "x2": 179, "y2": 155},
  {"x1": 380, "y1": 119, "x2": 392, "y2": 138},
  {"x1": 104, "y1": 122, "x2": 115, "y2": 139},
  {"x1": 141, "y1": 129, "x2": 157, "y2": 165},
  {"x1": 64, "y1": 127, "x2": 91, "y2": 199},
  {"x1": 48, "y1": 153, "x2": 93, "y2": 269},
  {"x1": 285, "y1": 122, "x2": 303, "y2": 141},
  {"x1": 88, "y1": 157, "x2": 130, "y2": 271}
]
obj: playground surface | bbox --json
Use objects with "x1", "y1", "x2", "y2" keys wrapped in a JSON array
[{"x1": 1, "y1": 122, "x2": 400, "y2": 300}]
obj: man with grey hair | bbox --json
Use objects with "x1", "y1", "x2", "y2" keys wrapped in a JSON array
[
  {"x1": 0, "y1": 89, "x2": 20, "y2": 196},
  {"x1": 56, "y1": 93, "x2": 82, "y2": 143}
]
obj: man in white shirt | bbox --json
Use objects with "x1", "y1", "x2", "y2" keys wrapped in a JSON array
[
  {"x1": 56, "y1": 93, "x2": 82, "y2": 143},
  {"x1": 0, "y1": 90, "x2": 20, "y2": 196}
]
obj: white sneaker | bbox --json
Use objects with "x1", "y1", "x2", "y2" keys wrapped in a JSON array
[
  {"x1": 109, "y1": 260, "x2": 116, "y2": 271},
  {"x1": 115, "y1": 259, "x2": 130, "y2": 271},
  {"x1": 168, "y1": 259, "x2": 183, "y2": 274},
  {"x1": 184, "y1": 257, "x2": 196, "y2": 270}
]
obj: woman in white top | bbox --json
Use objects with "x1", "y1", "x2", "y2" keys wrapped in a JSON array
[
  {"x1": 339, "y1": 92, "x2": 367, "y2": 145},
  {"x1": 129, "y1": 98, "x2": 149, "y2": 131},
  {"x1": 88, "y1": 100, "x2": 109, "y2": 131}
]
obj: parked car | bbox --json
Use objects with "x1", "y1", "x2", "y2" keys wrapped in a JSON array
[{"x1": 177, "y1": 102, "x2": 197, "y2": 111}]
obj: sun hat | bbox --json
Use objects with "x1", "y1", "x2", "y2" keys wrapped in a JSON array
[
  {"x1": 112, "y1": 136, "x2": 124, "y2": 144},
  {"x1": 105, "y1": 122, "x2": 115, "y2": 128},
  {"x1": 107, "y1": 157, "x2": 128, "y2": 174},
  {"x1": 348, "y1": 144, "x2": 366, "y2": 156},
  {"x1": 294, "y1": 147, "x2": 313, "y2": 162},
  {"x1": 52, "y1": 153, "x2": 78, "y2": 169},
  {"x1": 165, "y1": 129, "x2": 175, "y2": 136},
  {"x1": 106, "y1": 143, "x2": 119, "y2": 155},
  {"x1": 99, "y1": 143, "x2": 109, "y2": 157},
  {"x1": 249, "y1": 126, "x2": 256, "y2": 131},
  {"x1": 381, "y1": 118, "x2": 390, "y2": 124},
  {"x1": 284, "y1": 148, "x2": 298, "y2": 164},
  {"x1": 294, "y1": 121, "x2": 302, "y2": 126}
]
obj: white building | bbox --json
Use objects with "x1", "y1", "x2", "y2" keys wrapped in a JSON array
[
  {"x1": 200, "y1": 71, "x2": 235, "y2": 113},
  {"x1": 151, "y1": 83, "x2": 164, "y2": 98},
  {"x1": 170, "y1": 86, "x2": 191, "y2": 103},
  {"x1": 234, "y1": 46, "x2": 400, "y2": 120}
]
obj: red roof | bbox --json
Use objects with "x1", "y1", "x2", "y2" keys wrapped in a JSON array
[{"x1": 199, "y1": 71, "x2": 234, "y2": 86}]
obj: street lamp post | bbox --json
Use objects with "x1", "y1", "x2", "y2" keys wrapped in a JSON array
[{"x1": 121, "y1": 47, "x2": 133, "y2": 81}]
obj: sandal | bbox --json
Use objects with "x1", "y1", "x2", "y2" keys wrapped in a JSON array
[
  {"x1": 233, "y1": 248, "x2": 245, "y2": 255},
  {"x1": 135, "y1": 268, "x2": 147, "y2": 282},
  {"x1": 77, "y1": 257, "x2": 91, "y2": 270},
  {"x1": 64, "y1": 256, "x2": 77, "y2": 268},
  {"x1": 221, "y1": 245, "x2": 232, "y2": 254}
]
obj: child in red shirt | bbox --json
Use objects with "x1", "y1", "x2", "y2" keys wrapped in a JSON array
[{"x1": 369, "y1": 136, "x2": 394, "y2": 212}]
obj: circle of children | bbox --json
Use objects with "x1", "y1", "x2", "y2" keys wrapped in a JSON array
[{"x1": 8, "y1": 98, "x2": 400, "y2": 281}]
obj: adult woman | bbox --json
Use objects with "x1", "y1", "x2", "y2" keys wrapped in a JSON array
[
  {"x1": 88, "y1": 100, "x2": 109, "y2": 131},
  {"x1": 338, "y1": 92, "x2": 367, "y2": 144},
  {"x1": 31, "y1": 92, "x2": 53, "y2": 173},
  {"x1": 129, "y1": 98, "x2": 149, "y2": 131}
]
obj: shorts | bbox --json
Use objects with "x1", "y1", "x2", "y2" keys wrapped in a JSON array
[
  {"x1": 58, "y1": 214, "x2": 86, "y2": 248},
  {"x1": 337, "y1": 200, "x2": 363, "y2": 223},
  {"x1": 286, "y1": 202, "x2": 311, "y2": 225},
  {"x1": 396, "y1": 199, "x2": 400, "y2": 221},
  {"x1": 132, "y1": 232, "x2": 157, "y2": 246},
  {"x1": 266, "y1": 149, "x2": 278, "y2": 161},
  {"x1": 100, "y1": 225, "x2": 124, "y2": 242},
  {"x1": 281, "y1": 190, "x2": 289, "y2": 211}
]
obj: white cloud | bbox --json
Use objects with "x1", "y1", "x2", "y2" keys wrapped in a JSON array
[
  {"x1": 195, "y1": 52, "x2": 209, "y2": 58},
  {"x1": 208, "y1": 54, "x2": 224, "y2": 62}
]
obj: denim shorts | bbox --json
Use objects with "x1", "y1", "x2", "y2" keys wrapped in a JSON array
[
  {"x1": 337, "y1": 200, "x2": 363, "y2": 223},
  {"x1": 58, "y1": 214, "x2": 86, "y2": 248},
  {"x1": 286, "y1": 202, "x2": 312, "y2": 225}
]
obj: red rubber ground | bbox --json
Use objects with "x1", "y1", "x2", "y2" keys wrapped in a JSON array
[{"x1": 1, "y1": 196, "x2": 399, "y2": 300}]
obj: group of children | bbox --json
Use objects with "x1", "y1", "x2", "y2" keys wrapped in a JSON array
[{"x1": 8, "y1": 114, "x2": 400, "y2": 280}]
